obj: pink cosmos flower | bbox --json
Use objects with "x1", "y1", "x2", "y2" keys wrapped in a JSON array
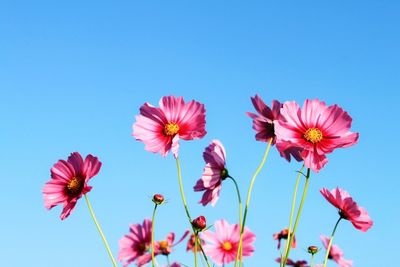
[
  {"x1": 194, "y1": 140, "x2": 228, "y2": 206},
  {"x1": 320, "y1": 187, "x2": 373, "y2": 232},
  {"x1": 186, "y1": 233, "x2": 205, "y2": 253},
  {"x1": 247, "y1": 95, "x2": 303, "y2": 162},
  {"x1": 275, "y1": 258, "x2": 309, "y2": 267},
  {"x1": 118, "y1": 219, "x2": 152, "y2": 267},
  {"x1": 132, "y1": 96, "x2": 207, "y2": 158},
  {"x1": 201, "y1": 219, "x2": 256, "y2": 265},
  {"x1": 273, "y1": 228, "x2": 296, "y2": 249},
  {"x1": 154, "y1": 230, "x2": 190, "y2": 256},
  {"x1": 42, "y1": 152, "x2": 101, "y2": 220},
  {"x1": 320, "y1": 235, "x2": 353, "y2": 267},
  {"x1": 275, "y1": 99, "x2": 359, "y2": 172}
]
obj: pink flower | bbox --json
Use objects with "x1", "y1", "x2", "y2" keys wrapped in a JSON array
[
  {"x1": 320, "y1": 187, "x2": 373, "y2": 232},
  {"x1": 247, "y1": 95, "x2": 303, "y2": 162},
  {"x1": 186, "y1": 233, "x2": 205, "y2": 253},
  {"x1": 201, "y1": 219, "x2": 256, "y2": 265},
  {"x1": 42, "y1": 152, "x2": 101, "y2": 220},
  {"x1": 275, "y1": 99, "x2": 359, "y2": 172},
  {"x1": 320, "y1": 235, "x2": 353, "y2": 267},
  {"x1": 118, "y1": 219, "x2": 152, "y2": 267},
  {"x1": 194, "y1": 140, "x2": 228, "y2": 206},
  {"x1": 275, "y1": 258, "x2": 309, "y2": 267},
  {"x1": 132, "y1": 96, "x2": 206, "y2": 158},
  {"x1": 154, "y1": 230, "x2": 190, "y2": 256},
  {"x1": 273, "y1": 228, "x2": 296, "y2": 249}
]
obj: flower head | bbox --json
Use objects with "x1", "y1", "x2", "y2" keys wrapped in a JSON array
[
  {"x1": 154, "y1": 230, "x2": 190, "y2": 256},
  {"x1": 194, "y1": 140, "x2": 228, "y2": 206},
  {"x1": 186, "y1": 233, "x2": 205, "y2": 253},
  {"x1": 275, "y1": 99, "x2": 359, "y2": 172},
  {"x1": 320, "y1": 187, "x2": 373, "y2": 232},
  {"x1": 276, "y1": 258, "x2": 309, "y2": 267},
  {"x1": 320, "y1": 235, "x2": 353, "y2": 267},
  {"x1": 133, "y1": 96, "x2": 206, "y2": 158},
  {"x1": 118, "y1": 219, "x2": 152, "y2": 267},
  {"x1": 273, "y1": 228, "x2": 296, "y2": 249},
  {"x1": 42, "y1": 152, "x2": 101, "y2": 220},
  {"x1": 201, "y1": 219, "x2": 256, "y2": 265}
]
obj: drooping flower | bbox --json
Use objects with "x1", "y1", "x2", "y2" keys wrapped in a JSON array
[
  {"x1": 118, "y1": 219, "x2": 152, "y2": 267},
  {"x1": 201, "y1": 219, "x2": 256, "y2": 265},
  {"x1": 186, "y1": 233, "x2": 205, "y2": 253},
  {"x1": 320, "y1": 187, "x2": 373, "y2": 232},
  {"x1": 275, "y1": 99, "x2": 359, "y2": 172},
  {"x1": 275, "y1": 258, "x2": 309, "y2": 267},
  {"x1": 194, "y1": 140, "x2": 229, "y2": 206},
  {"x1": 320, "y1": 235, "x2": 353, "y2": 267},
  {"x1": 132, "y1": 96, "x2": 206, "y2": 158},
  {"x1": 247, "y1": 95, "x2": 302, "y2": 162},
  {"x1": 42, "y1": 152, "x2": 102, "y2": 220},
  {"x1": 154, "y1": 230, "x2": 190, "y2": 256},
  {"x1": 273, "y1": 228, "x2": 296, "y2": 249}
]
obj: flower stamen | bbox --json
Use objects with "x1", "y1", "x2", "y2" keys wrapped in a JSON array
[
  {"x1": 222, "y1": 241, "x2": 233, "y2": 251},
  {"x1": 163, "y1": 122, "x2": 180, "y2": 136},
  {"x1": 304, "y1": 128, "x2": 323, "y2": 143},
  {"x1": 66, "y1": 177, "x2": 83, "y2": 195}
]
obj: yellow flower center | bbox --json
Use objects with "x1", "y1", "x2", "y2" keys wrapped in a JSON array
[
  {"x1": 163, "y1": 122, "x2": 180, "y2": 136},
  {"x1": 66, "y1": 177, "x2": 83, "y2": 195},
  {"x1": 159, "y1": 240, "x2": 169, "y2": 250},
  {"x1": 303, "y1": 128, "x2": 323, "y2": 143},
  {"x1": 222, "y1": 241, "x2": 233, "y2": 251}
]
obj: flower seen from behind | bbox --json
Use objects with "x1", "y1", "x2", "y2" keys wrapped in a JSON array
[
  {"x1": 133, "y1": 96, "x2": 206, "y2": 158},
  {"x1": 320, "y1": 187, "x2": 373, "y2": 232},
  {"x1": 42, "y1": 152, "x2": 102, "y2": 220},
  {"x1": 201, "y1": 219, "x2": 256, "y2": 265},
  {"x1": 275, "y1": 99, "x2": 359, "y2": 172},
  {"x1": 320, "y1": 235, "x2": 353, "y2": 267},
  {"x1": 273, "y1": 228, "x2": 296, "y2": 249}
]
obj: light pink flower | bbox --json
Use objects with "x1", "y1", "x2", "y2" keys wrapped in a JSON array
[
  {"x1": 321, "y1": 235, "x2": 353, "y2": 267},
  {"x1": 118, "y1": 219, "x2": 152, "y2": 267},
  {"x1": 194, "y1": 140, "x2": 228, "y2": 206},
  {"x1": 275, "y1": 258, "x2": 309, "y2": 267},
  {"x1": 320, "y1": 187, "x2": 373, "y2": 232},
  {"x1": 275, "y1": 99, "x2": 359, "y2": 172},
  {"x1": 273, "y1": 228, "x2": 296, "y2": 249},
  {"x1": 154, "y1": 230, "x2": 190, "y2": 256},
  {"x1": 42, "y1": 152, "x2": 101, "y2": 220},
  {"x1": 133, "y1": 96, "x2": 206, "y2": 158},
  {"x1": 247, "y1": 95, "x2": 303, "y2": 162},
  {"x1": 201, "y1": 219, "x2": 256, "y2": 265}
]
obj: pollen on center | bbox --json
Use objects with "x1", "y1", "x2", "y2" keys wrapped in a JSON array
[
  {"x1": 221, "y1": 241, "x2": 233, "y2": 251},
  {"x1": 66, "y1": 177, "x2": 83, "y2": 195},
  {"x1": 163, "y1": 122, "x2": 180, "y2": 136},
  {"x1": 303, "y1": 128, "x2": 323, "y2": 143}
]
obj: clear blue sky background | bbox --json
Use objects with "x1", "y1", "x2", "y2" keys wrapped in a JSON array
[{"x1": 1, "y1": 1, "x2": 399, "y2": 266}]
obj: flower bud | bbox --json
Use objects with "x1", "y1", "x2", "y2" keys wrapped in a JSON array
[
  {"x1": 308, "y1": 245, "x2": 319, "y2": 255},
  {"x1": 152, "y1": 194, "x2": 165, "y2": 205},
  {"x1": 192, "y1": 216, "x2": 207, "y2": 231}
]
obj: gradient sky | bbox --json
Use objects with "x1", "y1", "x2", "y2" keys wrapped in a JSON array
[{"x1": 1, "y1": 1, "x2": 399, "y2": 267}]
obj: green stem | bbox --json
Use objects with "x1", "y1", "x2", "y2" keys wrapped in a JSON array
[
  {"x1": 194, "y1": 233, "x2": 198, "y2": 267},
  {"x1": 323, "y1": 217, "x2": 343, "y2": 267},
  {"x1": 175, "y1": 157, "x2": 211, "y2": 267},
  {"x1": 236, "y1": 139, "x2": 273, "y2": 267},
  {"x1": 151, "y1": 203, "x2": 158, "y2": 267},
  {"x1": 166, "y1": 254, "x2": 171, "y2": 267},
  {"x1": 310, "y1": 254, "x2": 315, "y2": 267},
  {"x1": 283, "y1": 168, "x2": 311, "y2": 266},
  {"x1": 228, "y1": 176, "x2": 243, "y2": 267},
  {"x1": 84, "y1": 194, "x2": 117, "y2": 267},
  {"x1": 280, "y1": 165, "x2": 305, "y2": 267}
]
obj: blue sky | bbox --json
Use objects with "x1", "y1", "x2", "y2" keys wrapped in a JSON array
[{"x1": 1, "y1": 1, "x2": 399, "y2": 266}]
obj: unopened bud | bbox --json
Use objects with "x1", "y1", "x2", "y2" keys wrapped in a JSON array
[
  {"x1": 308, "y1": 245, "x2": 319, "y2": 255},
  {"x1": 152, "y1": 194, "x2": 165, "y2": 205},
  {"x1": 192, "y1": 216, "x2": 207, "y2": 231}
]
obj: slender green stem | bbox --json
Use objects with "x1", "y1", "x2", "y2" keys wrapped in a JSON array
[
  {"x1": 283, "y1": 168, "x2": 311, "y2": 266},
  {"x1": 175, "y1": 157, "x2": 211, "y2": 267},
  {"x1": 323, "y1": 217, "x2": 343, "y2": 267},
  {"x1": 84, "y1": 194, "x2": 117, "y2": 267},
  {"x1": 151, "y1": 203, "x2": 158, "y2": 267},
  {"x1": 310, "y1": 254, "x2": 315, "y2": 267},
  {"x1": 228, "y1": 176, "x2": 243, "y2": 267},
  {"x1": 166, "y1": 254, "x2": 171, "y2": 267},
  {"x1": 236, "y1": 139, "x2": 273, "y2": 267},
  {"x1": 280, "y1": 165, "x2": 305, "y2": 267},
  {"x1": 194, "y1": 233, "x2": 199, "y2": 267}
]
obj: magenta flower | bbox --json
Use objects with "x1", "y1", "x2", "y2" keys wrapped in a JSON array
[
  {"x1": 194, "y1": 140, "x2": 228, "y2": 206},
  {"x1": 273, "y1": 228, "x2": 296, "y2": 249},
  {"x1": 275, "y1": 99, "x2": 359, "y2": 172},
  {"x1": 132, "y1": 96, "x2": 206, "y2": 158},
  {"x1": 154, "y1": 230, "x2": 190, "y2": 256},
  {"x1": 42, "y1": 152, "x2": 101, "y2": 220},
  {"x1": 118, "y1": 219, "x2": 152, "y2": 267},
  {"x1": 276, "y1": 258, "x2": 309, "y2": 267},
  {"x1": 320, "y1": 187, "x2": 373, "y2": 232},
  {"x1": 186, "y1": 233, "x2": 205, "y2": 252},
  {"x1": 321, "y1": 235, "x2": 353, "y2": 267},
  {"x1": 201, "y1": 219, "x2": 256, "y2": 265}
]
